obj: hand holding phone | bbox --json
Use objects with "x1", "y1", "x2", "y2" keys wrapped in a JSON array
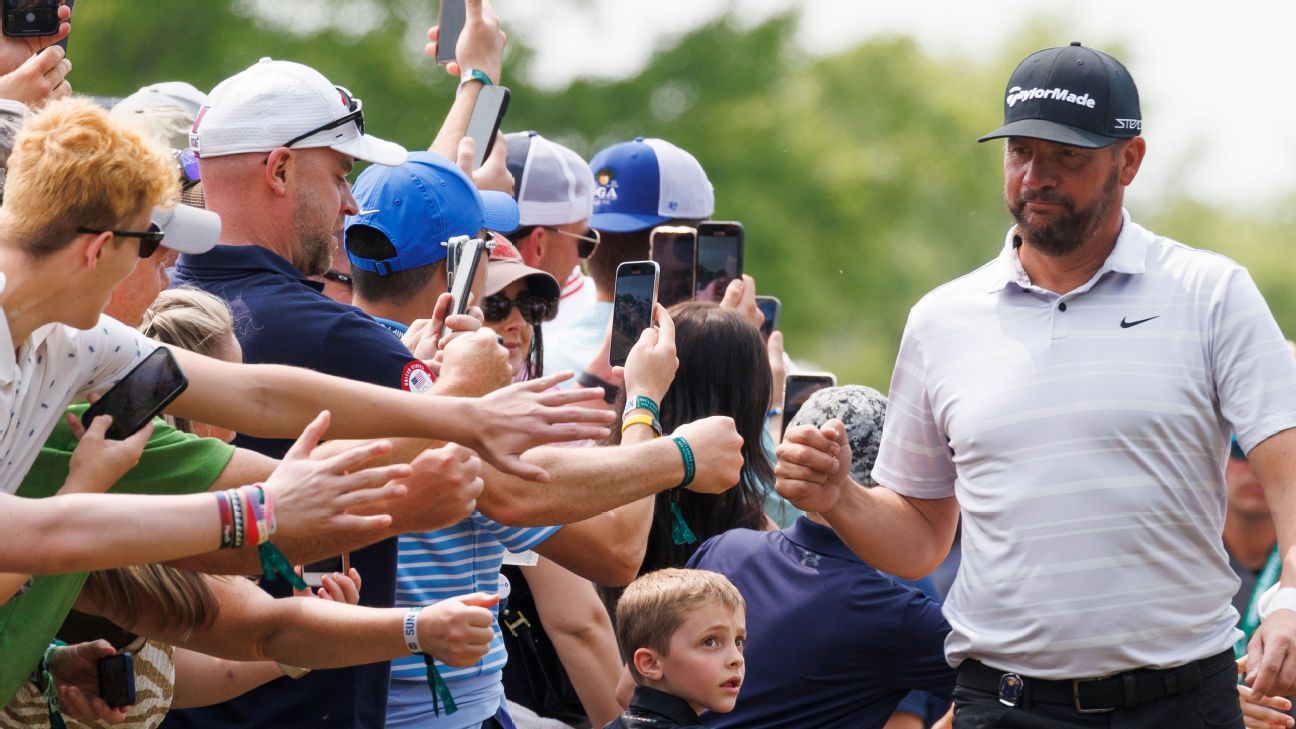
[
  {"x1": 80, "y1": 348, "x2": 188, "y2": 440},
  {"x1": 435, "y1": 0, "x2": 466, "y2": 65},
  {"x1": 445, "y1": 236, "x2": 492, "y2": 334},
  {"x1": 610, "y1": 261, "x2": 660, "y2": 367},
  {"x1": 649, "y1": 226, "x2": 696, "y2": 308},
  {"x1": 2, "y1": 0, "x2": 61, "y2": 38},
  {"x1": 695, "y1": 222, "x2": 744, "y2": 302}
]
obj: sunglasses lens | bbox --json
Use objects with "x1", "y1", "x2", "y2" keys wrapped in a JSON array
[
  {"x1": 179, "y1": 148, "x2": 201, "y2": 183},
  {"x1": 140, "y1": 223, "x2": 164, "y2": 258},
  {"x1": 483, "y1": 294, "x2": 510, "y2": 322}
]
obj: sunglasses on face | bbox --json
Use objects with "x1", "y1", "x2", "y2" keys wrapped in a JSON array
[
  {"x1": 282, "y1": 85, "x2": 365, "y2": 149},
  {"x1": 77, "y1": 222, "x2": 165, "y2": 259},
  {"x1": 323, "y1": 269, "x2": 353, "y2": 286},
  {"x1": 177, "y1": 148, "x2": 201, "y2": 183},
  {"x1": 546, "y1": 227, "x2": 600, "y2": 259},
  {"x1": 483, "y1": 292, "x2": 558, "y2": 325}
]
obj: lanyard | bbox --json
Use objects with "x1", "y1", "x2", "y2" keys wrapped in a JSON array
[{"x1": 1236, "y1": 544, "x2": 1282, "y2": 658}]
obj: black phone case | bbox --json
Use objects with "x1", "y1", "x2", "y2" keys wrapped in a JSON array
[
  {"x1": 98, "y1": 653, "x2": 136, "y2": 709},
  {"x1": 81, "y1": 349, "x2": 189, "y2": 440}
]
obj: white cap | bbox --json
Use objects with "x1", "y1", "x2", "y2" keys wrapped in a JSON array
[
  {"x1": 153, "y1": 204, "x2": 220, "y2": 255},
  {"x1": 505, "y1": 131, "x2": 594, "y2": 227},
  {"x1": 190, "y1": 58, "x2": 407, "y2": 167}
]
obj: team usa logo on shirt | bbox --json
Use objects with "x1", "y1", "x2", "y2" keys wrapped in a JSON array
[{"x1": 401, "y1": 361, "x2": 434, "y2": 393}]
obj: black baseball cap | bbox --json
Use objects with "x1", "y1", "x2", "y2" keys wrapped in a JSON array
[{"x1": 978, "y1": 42, "x2": 1141, "y2": 149}]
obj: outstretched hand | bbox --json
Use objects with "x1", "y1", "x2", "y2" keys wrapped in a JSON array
[
  {"x1": 471, "y1": 373, "x2": 615, "y2": 481},
  {"x1": 265, "y1": 411, "x2": 412, "y2": 539}
]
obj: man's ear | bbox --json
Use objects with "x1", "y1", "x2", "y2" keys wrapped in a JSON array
[
  {"x1": 264, "y1": 148, "x2": 293, "y2": 196},
  {"x1": 1117, "y1": 137, "x2": 1146, "y2": 187},
  {"x1": 80, "y1": 230, "x2": 114, "y2": 271},
  {"x1": 520, "y1": 227, "x2": 546, "y2": 268},
  {"x1": 633, "y1": 647, "x2": 665, "y2": 682}
]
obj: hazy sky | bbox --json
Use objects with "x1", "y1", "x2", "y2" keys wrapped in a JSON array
[{"x1": 495, "y1": 0, "x2": 1295, "y2": 211}]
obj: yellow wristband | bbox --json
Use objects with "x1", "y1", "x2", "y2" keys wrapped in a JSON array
[{"x1": 620, "y1": 413, "x2": 660, "y2": 437}]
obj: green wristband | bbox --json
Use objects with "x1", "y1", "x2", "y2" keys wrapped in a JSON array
[
  {"x1": 671, "y1": 436, "x2": 696, "y2": 489},
  {"x1": 625, "y1": 395, "x2": 661, "y2": 421}
]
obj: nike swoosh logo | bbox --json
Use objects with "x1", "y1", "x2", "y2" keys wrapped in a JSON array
[{"x1": 1120, "y1": 316, "x2": 1159, "y2": 328}]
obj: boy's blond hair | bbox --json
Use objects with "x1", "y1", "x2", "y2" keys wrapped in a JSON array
[
  {"x1": 616, "y1": 568, "x2": 745, "y2": 682},
  {"x1": 1, "y1": 98, "x2": 178, "y2": 258}
]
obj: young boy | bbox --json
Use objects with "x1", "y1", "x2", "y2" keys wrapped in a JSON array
[{"x1": 606, "y1": 568, "x2": 746, "y2": 729}]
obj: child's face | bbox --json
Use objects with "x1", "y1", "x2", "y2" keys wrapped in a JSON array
[{"x1": 647, "y1": 602, "x2": 746, "y2": 715}]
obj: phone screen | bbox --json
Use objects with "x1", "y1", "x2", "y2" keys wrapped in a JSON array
[
  {"x1": 464, "y1": 86, "x2": 510, "y2": 169},
  {"x1": 650, "y1": 229, "x2": 695, "y2": 308},
  {"x1": 436, "y1": 0, "x2": 466, "y2": 65},
  {"x1": 81, "y1": 348, "x2": 188, "y2": 440},
  {"x1": 695, "y1": 223, "x2": 743, "y2": 302},
  {"x1": 610, "y1": 262, "x2": 658, "y2": 367},
  {"x1": 782, "y1": 374, "x2": 837, "y2": 438},
  {"x1": 301, "y1": 556, "x2": 346, "y2": 589},
  {"x1": 756, "y1": 296, "x2": 780, "y2": 338},
  {"x1": 97, "y1": 654, "x2": 136, "y2": 709}
]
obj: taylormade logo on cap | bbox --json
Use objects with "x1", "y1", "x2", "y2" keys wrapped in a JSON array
[{"x1": 1006, "y1": 86, "x2": 1095, "y2": 110}]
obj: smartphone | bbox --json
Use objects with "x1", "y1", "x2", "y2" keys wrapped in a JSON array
[
  {"x1": 755, "y1": 295, "x2": 780, "y2": 339},
  {"x1": 301, "y1": 554, "x2": 349, "y2": 590},
  {"x1": 610, "y1": 261, "x2": 659, "y2": 367},
  {"x1": 649, "y1": 226, "x2": 696, "y2": 308},
  {"x1": 81, "y1": 347, "x2": 189, "y2": 440},
  {"x1": 435, "y1": 0, "x2": 466, "y2": 65},
  {"x1": 694, "y1": 222, "x2": 743, "y2": 302},
  {"x1": 2, "y1": 0, "x2": 60, "y2": 38},
  {"x1": 464, "y1": 86, "x2": 511, "y2": 169},
  {"x1": 97, "y1": 653, "x2": 136, "y2": 709},
  {"x1": 781, "y1": 372, "x2": 838, "y2": 438},
  {"x1": 446, "y1": 236, "x2": 489, "y2": 324}
]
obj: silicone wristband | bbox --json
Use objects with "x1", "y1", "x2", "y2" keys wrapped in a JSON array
[
  {"x1": 241, "y1": 486, "x2": 261, "y2": 548},
  {"x1": 623, "y1": 395, "x2": 660, "y2": 422},
  {"x1": 241, "y1": 485, "x2": 269, "y2": 546},
  {"x1": 460, "y1": 68, "x2": 493, "y2": 87},
  {"x1": 620, "y1": 413, "x2": 660, "y2": 437},
  {"x1": 671, "y1": 436, "x2": 696, "y2": 489},
  {"x1": 215, "y1": 491, "x2": 234, "y2": 549},
  {"x1": 404, "y1": 606, "x2": 424, "y2": 654}
]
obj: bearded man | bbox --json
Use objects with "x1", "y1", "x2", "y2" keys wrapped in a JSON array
[{"x1": 774, "y1": 43, "x2": 1296, "y2": 728}]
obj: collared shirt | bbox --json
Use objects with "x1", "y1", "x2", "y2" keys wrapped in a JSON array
[
  {"x1": 165, "y1": 244, "x2": 430, "y2": 729},
  {"x1": 873, "y1": 209, "x2": 1296, "y2": 678},
  {"x1": 687, "y1": 518, "x2": 952, "y2": 729},
  {"x1": 603, "y1": 686, "x2": 706, "y2": 729},
  {"x1": 0, "y1": 274, "x2": 155, "y2": 493}
]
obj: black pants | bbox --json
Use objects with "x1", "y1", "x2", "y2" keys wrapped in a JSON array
[{"x1": 952, "y1": 662, "x2": 1243, "y2": 728}]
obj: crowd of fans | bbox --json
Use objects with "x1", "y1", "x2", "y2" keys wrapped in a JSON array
[{"x1": 1, "y1": 2, "x2": 1295, "y2": 729}]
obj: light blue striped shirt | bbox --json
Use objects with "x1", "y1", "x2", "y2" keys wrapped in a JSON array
[{"x1": 391, "y1": 512, "x2": 559, "y2": 683}]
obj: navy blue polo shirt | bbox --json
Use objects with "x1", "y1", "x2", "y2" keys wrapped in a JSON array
[
  {"x1": 163, "y1": 244, "x2": 431, "y2": 729},
  {"x1": 686, "y1": 517, "x2": 954, "y2": 729}
]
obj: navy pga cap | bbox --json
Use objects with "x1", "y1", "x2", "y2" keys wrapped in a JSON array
[
  {"x1": 588, "y1": 137, "x2": 714, "y2": 233},
  {"x1": 344, "y1": 151, "x2": 520, "y2": 275},
  {"x1": 978, "y1": 42, "x2": 1141, "y2": 149}
]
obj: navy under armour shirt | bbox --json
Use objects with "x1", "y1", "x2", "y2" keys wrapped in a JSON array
[
  {"x1": 162, "y1": 244, "x2": 432, "y2": 729},
  {"x1": 687, "y1": 517, "x2": 954, "y2": 729}
]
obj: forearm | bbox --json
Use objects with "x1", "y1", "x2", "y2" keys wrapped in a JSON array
[
  {"x1": 477, "y1": 438, "x2": 684, "y2": 526},
  {"x1": 167, "y1": 358, "x2": 477, "y2": 446},
  {"x1": 821, "y1": 485, "x2": 958, "y2": 580},
  {"x1": 171, "y1": 648, "x2": 284, "y2": 709},
  {"x1": 1245, "y1": 429, "x2": 1296, "y2": 587},
  {"x1": 0, "y1": 492, "x2": 220, "y2": 573},
  {"x1": 523, "y1": 559, "x2": 624, "y2": 727},
  {"x1": 534, "y1": 497, "x2": 652, "y2": 586},
  {"x1": 428, "y1": 83, "x2": 482, "y2": 158}
]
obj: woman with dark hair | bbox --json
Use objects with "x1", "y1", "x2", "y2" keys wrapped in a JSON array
[{"x1": 633, "y1": 300, "x2": 775, "y2": 574}]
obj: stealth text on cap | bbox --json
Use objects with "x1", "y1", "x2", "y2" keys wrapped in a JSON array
[{"x1": 1006, "y1": 86, "x2": 1096, "y2": 109}]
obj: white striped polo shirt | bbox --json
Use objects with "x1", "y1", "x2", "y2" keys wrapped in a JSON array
[{"x1": 873, "y1": 209, "x2": 1296, "y2": 678}]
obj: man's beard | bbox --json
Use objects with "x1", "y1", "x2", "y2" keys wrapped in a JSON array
[
  {"x1": 1007, "y1": 166, "x2": 1120, "y2": 257},
  {"x1": 291, "y1": 199, "x2": 336, "y2": 277}
]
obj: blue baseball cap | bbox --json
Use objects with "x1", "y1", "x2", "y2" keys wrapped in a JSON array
[
  {"x1": 344, "y1": 151, "x2": 520, "y2": 275},
  {"x1": 588, "y1": 137, "x2": 714, "y2": 234}
]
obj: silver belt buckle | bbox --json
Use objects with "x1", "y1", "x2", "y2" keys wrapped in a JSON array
[
  {"x1": 998, "y1": 673, "x2": 1024, "y2": 707},
  {"x1": 1072, "y1": 677, "x2": 1116, "y2": 714}
]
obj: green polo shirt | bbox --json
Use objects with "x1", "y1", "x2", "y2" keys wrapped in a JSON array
[{"x1": 0, "y1": 403, "x2": 234, "y2": 705}]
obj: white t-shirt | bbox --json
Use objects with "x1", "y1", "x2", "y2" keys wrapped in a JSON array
[
  {"x1": 872, "y1": 210, "x2": 1296, "y2": 678},
  {"x1": 543, "y1": 268, "x2": 609, "y2": 382},
  {"x1": 0, "y1": 274, "x2": 156, "y2": 493}
]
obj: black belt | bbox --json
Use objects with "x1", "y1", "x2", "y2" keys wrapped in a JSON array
[{"x1": 957, "y1": 649, "x2": 1236, "y2": 714}]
